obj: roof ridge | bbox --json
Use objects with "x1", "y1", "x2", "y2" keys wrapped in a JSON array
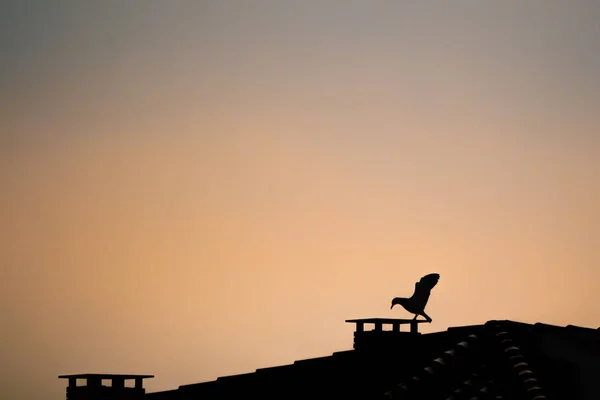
[{"x1": 487, "y1": 322, "x2": 548, "y2": 400}]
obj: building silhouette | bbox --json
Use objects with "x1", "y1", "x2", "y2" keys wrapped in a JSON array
[{"x1": 59, "y1": 318, "x2": 600, "y2": 400}]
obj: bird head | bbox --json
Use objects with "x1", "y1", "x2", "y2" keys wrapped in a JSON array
[{"x1": 390, "y1": 297, "x2": 406, "y2": 309}]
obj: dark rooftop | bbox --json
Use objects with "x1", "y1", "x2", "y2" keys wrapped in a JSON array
[
  {"x1": 60, "y1": 318, "x2": 600, "y2": 400},
  {"x1": 171, "y1": 319, "x2": 599, "y2": 399}
]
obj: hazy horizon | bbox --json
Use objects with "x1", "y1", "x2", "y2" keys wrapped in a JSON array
[{"x1": 1, "y1": 1, "x2": 599, "y2": 399}]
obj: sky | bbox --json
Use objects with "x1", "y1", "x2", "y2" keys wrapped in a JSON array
[{"x1": 1, "y1": 1, "x2": 599, "y2": 399}]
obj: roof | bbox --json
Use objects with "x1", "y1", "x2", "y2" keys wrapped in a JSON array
[
  {"x1": 151, "y1": 319, "x2": 599, "y2": 400},
  {"x1": 384, "y1": 320, "x2": 600, "y2": 400}
]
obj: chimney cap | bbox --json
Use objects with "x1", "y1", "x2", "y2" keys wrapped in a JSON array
[{"x1": 58, "y1": 374, "x2": 154, "y2": 380}]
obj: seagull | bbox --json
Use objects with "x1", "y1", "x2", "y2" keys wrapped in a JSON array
[{"x1": 390, "y1": 273, "x2": 440, "y2": 322}]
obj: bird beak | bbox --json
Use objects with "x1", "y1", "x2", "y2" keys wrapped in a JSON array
[{"x1": 390, "y1": 304, "x2": 394, "y2": 309}]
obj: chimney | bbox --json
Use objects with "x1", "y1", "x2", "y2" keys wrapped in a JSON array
[
  {"x1": 345, "y1": 318, "x2": 426, "y2": 352},
  {"x1": 58, "y1": 374, "x2": 153, "y2": 400}
]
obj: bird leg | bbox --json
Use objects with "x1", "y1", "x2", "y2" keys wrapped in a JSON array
[
  {"x1": 412, "y1": 314, "x2": 418, "y2": 320},
  {"x1": 421, "y1": 312, "x2": 432, "y2": 323}
]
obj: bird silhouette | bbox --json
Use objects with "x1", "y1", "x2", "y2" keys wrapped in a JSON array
[{"x1": 390, "y1": 273, "x2": 440, "y2": 322}]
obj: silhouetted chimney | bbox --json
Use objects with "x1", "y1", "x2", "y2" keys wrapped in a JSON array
[
  {"x1": 58, "y1": 374, "x2": 153, "y2": 400},
  {"x1": 345, "y1": 318, "x2": 426, "y2": 352}
]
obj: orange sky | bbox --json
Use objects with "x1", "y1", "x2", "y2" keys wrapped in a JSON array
[{"x1": 1, "y1": 2, "x2": 599, "y2": 399}]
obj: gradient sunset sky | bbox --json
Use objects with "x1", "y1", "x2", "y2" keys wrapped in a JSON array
[{"x1": 1, "y1": 1, "x2": 599, "y2": 399}]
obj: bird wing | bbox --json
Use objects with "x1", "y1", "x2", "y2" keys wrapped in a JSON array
[
  {"x1": 411, "y1": 273, "x2": 440, "y2": 309},
  {"x1": 418, "y1": 273, "x2": 440, "y2": 292}
]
